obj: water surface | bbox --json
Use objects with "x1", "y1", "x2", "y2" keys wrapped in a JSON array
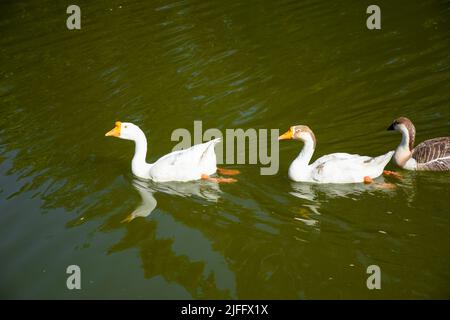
[{"x1": 1, "y1": 0, "x2": 450, "y2": 299}]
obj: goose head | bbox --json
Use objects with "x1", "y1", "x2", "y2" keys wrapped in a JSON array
[
  {"x1": 105, "y1": 121, "x2": 145, "y2": 141},
  {"x1": 279, "y1": 125, "x2": 316, "y2": 147},
  {"x1": 387, "y1": 117, "x2": 416, "y2": 167},
  {"x1": 387, "y1": 117, "x2": 415, "y2": 151}
]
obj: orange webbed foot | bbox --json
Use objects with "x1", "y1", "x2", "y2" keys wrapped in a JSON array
[
  {"x1": 383, "y1": 170, "x2": 402, "y2": 179},
  {"x1": 201, "y1": 174, "x2": 237, "y2": 184},
  {"x1": 217, "y1": 167, "x2": 241, "y2": 176},
  {"x1": 363, "y1": 176, "x2": 373, "y2": 184}
]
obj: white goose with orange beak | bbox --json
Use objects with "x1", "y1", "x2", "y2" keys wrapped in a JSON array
[
  {"x1": 105, "y1": 122, "x2": 237, "y2": 183},
  {"x1": 279, "y1": 125, "x2": 394, "y2": 184}
]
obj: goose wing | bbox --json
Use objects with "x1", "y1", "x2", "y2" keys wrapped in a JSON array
[
  {"x1": 149, "y1": 139, "x2": 220, "y2": 181},
  {"x1": 412, "y1": 137, "x2": 450, "y2": 171},
  {"x1": 311, "y1": 155, "x2": 370, "y2": 183},
  {"x1": 312, "y1": 153, "x2": 363, "y2": 166},
  {"x1": 311, "y1": 151, "x2": 393, "y2": 183}
]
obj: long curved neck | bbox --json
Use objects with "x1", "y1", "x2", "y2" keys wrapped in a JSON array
[
  {"x1": 288, "y1": 137, "x2": 315, "y2": 181},
  {"x1": 398, "y1": 125, "x2": 411, "y2": 151},
  {"x1": 294, "y1": 138, "x2": 315, "y2": 166},
  {"x1": 131, "y1": 131, "x2": 150, "y2": 176},
  {"x1": 394, "y1": 125, "x2": 413, "y2": 167}
]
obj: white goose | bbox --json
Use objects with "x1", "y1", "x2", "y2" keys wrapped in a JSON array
[
  {"x1": 105, "y1": 121, "x2": 237, "y2": 183},
  {"x1": 279, "y1": 125, "x2": 394, "y2": 184}
]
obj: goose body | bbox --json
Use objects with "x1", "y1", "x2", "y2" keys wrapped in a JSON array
[
  {"x1": 279, "y1": 125, "x2": 394, "y2": 184},
  {"x1": 147, "y1": 139, "x2": 219, "y2": 182},
  {"x1": 105, "y1": 121, "x2": 219, "y2": 182},
  {"x1": 387, "y1": 117, "x2": 450, "y2": 171}
]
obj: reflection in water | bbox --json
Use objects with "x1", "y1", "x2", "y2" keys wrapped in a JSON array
[
  {"x1": 125, "y1": 178, "x2": 223, "y2": 222},
  {"x1": 395, "y1": 172, "x2": 419, "y2": 207},
  {"x1": 289, "y1": 179, "x2": 395, "y2": 202},
  {"x1": 109, "y1": 186, "x2": 232, "y2": 299},
  {"x1": 288, "y1": 179, "x2": 397, "y2": 227},
  {"x1": 122, "y1": 179, "x2": 158, "y2": 222},
  {"x1": 149, "y1": 179, "x2": 222, "y2": 203},
  {"x1": 105, "y1": 178, "x2": 235, "y2": 298}
]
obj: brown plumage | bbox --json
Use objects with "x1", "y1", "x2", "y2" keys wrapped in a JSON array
[
  {"x1": 292, "y1": 125, "x2": 317, "y2": 148},
  {"x1": 413, "y1": 137, "x2": 450, "y2": 171},
  {"x1": 388, "y1": 117, "x2": 450, "y2": 171}
]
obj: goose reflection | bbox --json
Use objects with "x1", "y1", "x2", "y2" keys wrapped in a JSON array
[
  {"x1": 121, "y1": 179, "x2": 158, "y2": 222},
  {"x1": 289, "y1": 179, "x2": 396, "y2": 202},
  {"x1": 150, "y1": 179, "x2": 222, "y2": 202},
  {"x1": 123, "y1": 178, "x2": 223, "y2": 222},
  {"x1": 289, "y1": 179, "x2": 397, "y2": 226}
]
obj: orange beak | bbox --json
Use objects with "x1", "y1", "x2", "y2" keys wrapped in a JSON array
[
  {"x1": 105, "y1": 121, "x2": 121, "y2": 137},
  {"x1": 278, "y1": 128, "x2": 293, "y2": 140}
]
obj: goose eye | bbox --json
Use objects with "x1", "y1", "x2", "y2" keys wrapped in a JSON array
[{"x1": 124, "y1": 125, "x2": 128, "y2": 128}]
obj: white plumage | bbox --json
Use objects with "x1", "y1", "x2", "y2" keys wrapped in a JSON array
[
  {"x1": 105, "y1": 121, "x2": 220, "y2": 182},
  {"x1": 148, "y1": 138, "x2": 220, "y2": 182},
  {"x1": 279, "y1": 125, "x2": 394, "y2": 184},
  {"x1": 305, "y1": 152, "x2": 394, "y2": 184}
]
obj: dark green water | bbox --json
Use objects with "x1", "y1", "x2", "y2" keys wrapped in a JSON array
[{"x1": 1, "y1": 0, "x2": 449, "y2": 299}]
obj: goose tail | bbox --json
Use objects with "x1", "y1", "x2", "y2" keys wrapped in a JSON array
[
  {"x1": 374, "y1": 150, "x2": 394, "y2": 167},
  {"x1": 209, "y1": 137, "x2": 222, "y2": 145}
]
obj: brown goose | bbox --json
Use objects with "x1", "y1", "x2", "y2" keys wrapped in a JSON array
[{"x1": 387, "y1": 117, "x2": 450, "y2": 171}]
